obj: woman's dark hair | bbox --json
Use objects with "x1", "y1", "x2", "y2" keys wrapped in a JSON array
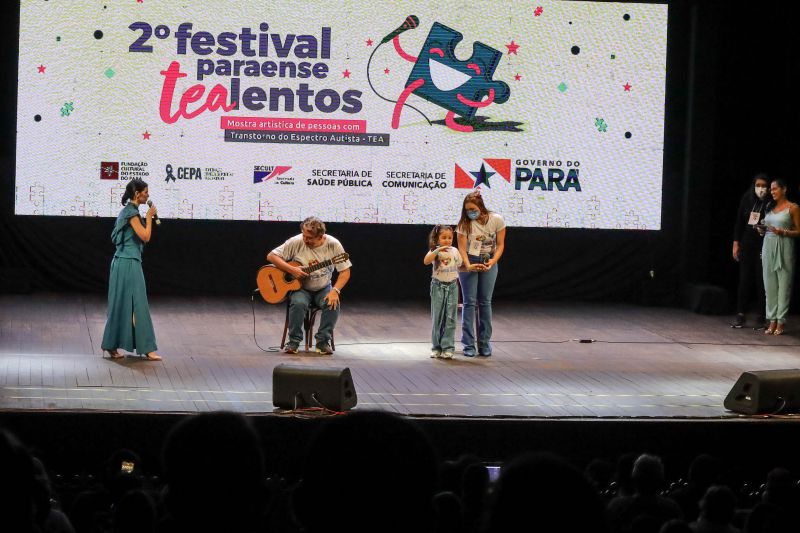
[
  {"x1": 770, "y1": 178, "x2": 788, "y2": 191},
  {"x1": 752, "y1": 172, "x2": 769, "y2": 186},
  {"x1": 767, "y1": 178, "x2": 789, "y2": 210},
  {"x1": 457, "y1": 191, "x2": 490, "y2": 236},
  {"x1": 121, "y1": 179, "x2": 148, "y2": 205},
  {"x1": 428, "y1": 225, "x2": 454, "y2": 250}
]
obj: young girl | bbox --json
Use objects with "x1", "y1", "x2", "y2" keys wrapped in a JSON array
[{"x1": 424, "y1": 225, "x2": 463, "y2": 359}]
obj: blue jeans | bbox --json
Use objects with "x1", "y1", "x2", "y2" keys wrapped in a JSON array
[
  {"x1": 287, "y1": 286, "x2": 338, "y2": 346},
  {"x1": 431, "y1": 279, "x2": 459, "y2": 352},
  {"x1": 458, "y1": 256, "x2": 498, "y2": 356}
]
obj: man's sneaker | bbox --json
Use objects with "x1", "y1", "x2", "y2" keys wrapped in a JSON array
[
  {"x1": 316, "y1": 341, "x2": 334, "y2": 355},
  {"x1": 731, "y1": 313, "x2": 745, "y2": 328},
  {"x1": 284, "y1": 343, "x2": 299, "y2": 354},
  {"x1": 430, "y1": 349, "x2": 442, "y2": 359},
  {"x1": 441, "y1": 351, "x2": 454, "y2": 359}
]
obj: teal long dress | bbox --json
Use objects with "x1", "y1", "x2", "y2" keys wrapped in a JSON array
[
  {"x1": 101, "y1": 203, "x2": 158, "y2": 354},
  {"x1": 761, "y1": 207, "x2": 795, "y2": 323}
]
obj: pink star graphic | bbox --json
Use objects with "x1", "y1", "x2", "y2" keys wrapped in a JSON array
[
  {"x1": 623, "y1": 82, "x2": 632, "y2": 91},
  {"x1": 137, "y1": 0, "x2": 144, "y2": 3},
  {"x1": 506, "y1": 40, "x2": 520, "y2": 55},
  {"x1": 37, "y1": 65, "x2": 46, "y2": 73},
  {"x1": 384, "y1": 68, "x2": 390, "y2": 75},
  {"x1": 366, "y1": 38, "x2": 374, "y2": 47},
  {"x1": 142, "y1": 131, "x2": 151, "y2": 140},
  {"x1": 343, "y1": 69, "x2": 351, "y2": 78},
  {"x1": 534, "y1": 6, "x2": 543, "y2": 16},
  {"x1": 514, "y1": 73, "x2": 521, "y2": 81}
]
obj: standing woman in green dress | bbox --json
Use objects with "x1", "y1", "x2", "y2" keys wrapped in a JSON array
[
  {"x1": 101, "y1": 178, "x2": 162, "y2": 360},
  {"x1": 760, "y1": 178, "x2": 800, "y2": 335}
]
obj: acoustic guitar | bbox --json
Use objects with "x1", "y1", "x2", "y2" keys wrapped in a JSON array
[{"x1": 257, "y1": 253, "x2": 350, "y2": 304}]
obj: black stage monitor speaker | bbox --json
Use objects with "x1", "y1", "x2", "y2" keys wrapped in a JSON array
[
  {"x1": 724, "y1": 369, "x2": 800, "y2": 415},
  {"x1": 272, "y1": 364, "x2": 357, "y2": 411}
]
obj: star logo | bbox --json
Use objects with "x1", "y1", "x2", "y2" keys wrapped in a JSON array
[
  {"x1": 471, "y1": 163, "x2": 496, "y2": 188},
  {"x1": 342, "y1": 69, "x2": 351, "y2": 78},
  {"x1": 505, "y1": 40, "x2": 520, "y2": 55},
  {"x1": 534, "y1": 6, "x2": 544, "y2": 16},
  {"x1": 454, "y1": 159, "x2": 511, "y2": 189},
  {"x1": 142, "y1": 131, "x2": 151, "y2": 140},
  {"x1": 384, "y1": 67, "x2": 390, "y2": 75},
  {"x1": 623, "y1": 82, "x2": 632, "y2": 91},
  {"x1": 514, "y1": 73, "x2": 522, "y2": 81},
  {"x1": 37, "y1": 65, "x2": 46, "y2": 73},
  {"x1": 366, "y1": 38, "x2": 374, "y2": 47}
]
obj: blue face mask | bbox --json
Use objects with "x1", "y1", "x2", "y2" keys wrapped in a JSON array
[{"x1": 467, "y1": 210, "x2": 481, "y2": 220}]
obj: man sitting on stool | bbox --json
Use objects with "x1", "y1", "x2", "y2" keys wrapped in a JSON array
[{"x1": 267, "y1": 217, "x2": 352, "y2": 354}]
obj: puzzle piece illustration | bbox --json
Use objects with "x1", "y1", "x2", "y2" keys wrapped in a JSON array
[
  {"x1": 507, "y1": 194, "x2": 524, "y2": 214},
  {"x1": 406, "y1": 22, "x2": 509, "y2": 120},
  {"x1": 178, "y1": 199, "x2": 194, "y2": 219},
  {"x1": 391, "y1": 22, "x2": 510, "y2": 131},
  {"x1": 402, "y1": 192, "x2": 419, "y2": 213}
]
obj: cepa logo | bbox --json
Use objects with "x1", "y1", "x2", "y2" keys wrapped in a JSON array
[{"x1": 454, "y1": 159, "x2": 511, "y2": 189}]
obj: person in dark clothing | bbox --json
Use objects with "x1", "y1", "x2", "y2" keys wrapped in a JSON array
[
  {"x1": 669, "y1": 454, "x2": 724, "y2": 523},
  {"x1": 606, "y1": 454, "x2": 682, "y2": 533},
  {"x1": 732, "y1": 173, "x2": 770, "y2": 328}
]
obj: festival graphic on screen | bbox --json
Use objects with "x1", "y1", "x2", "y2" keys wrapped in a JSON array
[{"x1": 15, "y1": 0, "x2": 668, "y2": 229}]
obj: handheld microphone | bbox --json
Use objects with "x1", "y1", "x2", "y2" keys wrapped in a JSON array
[
  {"x1": 381, "y1": 15, "x2": 419, "y2": 44},
  {"x1": 146, "y1": 200, "x2": 161, "y2": 225}
]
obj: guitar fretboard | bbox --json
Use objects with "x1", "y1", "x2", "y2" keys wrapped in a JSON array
[{"x1": 301, "y1": 255, "x2": 343, "y2": 274}]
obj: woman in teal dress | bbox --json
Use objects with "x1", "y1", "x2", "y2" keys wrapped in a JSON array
[
  {"x1": 760, "y1": 178, "x2": 800, "y2": 335},
  {"x1": 101, "y1": 178, "x2": 161, "y2": 360}
]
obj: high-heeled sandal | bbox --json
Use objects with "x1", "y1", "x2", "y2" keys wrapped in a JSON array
[
  {"x1": 144, "y1": 352, "x2": 162, "y2": 361},
  {"x1": 774, "y1": 324, "x2": 785, "y2": 335},
  {"x1": 104, "y1": 349, "x2": 124, "y2": 359},
  {"x1": 765, "y1": 321, "x2": 777, "y2": 335}
]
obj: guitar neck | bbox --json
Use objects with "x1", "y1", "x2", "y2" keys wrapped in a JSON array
[{"x1": 302, "y1": 257, "x2": 338, "y2": 274}]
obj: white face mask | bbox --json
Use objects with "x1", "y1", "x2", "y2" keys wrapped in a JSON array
[{"x1": 755, "y1": 186, "x2": 768, "y2": 199}]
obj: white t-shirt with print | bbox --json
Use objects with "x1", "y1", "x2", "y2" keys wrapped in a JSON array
[
  {"x1": 431, "y1": 246, "x2": 463, "y2": 282},
  {"x1": 271, "y1": 234, "x2": 352, "y2": 292},
  {"x1": 457, "y1": 213, "x2": 506, "y2": 257}
]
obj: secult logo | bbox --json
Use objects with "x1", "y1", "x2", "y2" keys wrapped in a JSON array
[{"x1": 254, "y1": 166, "x2": 292, "y2": 184}]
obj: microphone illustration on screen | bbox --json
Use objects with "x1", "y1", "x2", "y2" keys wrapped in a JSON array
[{"x1": 381, "y1": 15, "x2": 419, "y2": 43}]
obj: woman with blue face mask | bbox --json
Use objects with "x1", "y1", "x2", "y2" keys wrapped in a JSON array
[{"x1": 456, "y1": 191, "x2": 506, "y2": 357}]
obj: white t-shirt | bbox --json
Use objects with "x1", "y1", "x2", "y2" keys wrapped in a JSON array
[
  {"x1": 457, "y1": 213, "x2": 506, "y2": 257},
  {"x1": 271, "y1": 234, "x2": 352, "y2": 292},
  {"x1": 431, "y1": 246, "x2": 463, "y2": 282}
]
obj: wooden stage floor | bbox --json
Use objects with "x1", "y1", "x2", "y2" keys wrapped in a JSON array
[{"x1": 2, "y1": 293, "x2": 800, "y2": 418}]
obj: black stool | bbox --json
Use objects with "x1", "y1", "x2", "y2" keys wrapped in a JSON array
[{"x1": 280, "y1": 301, "x2": 335, "y2": 352}]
